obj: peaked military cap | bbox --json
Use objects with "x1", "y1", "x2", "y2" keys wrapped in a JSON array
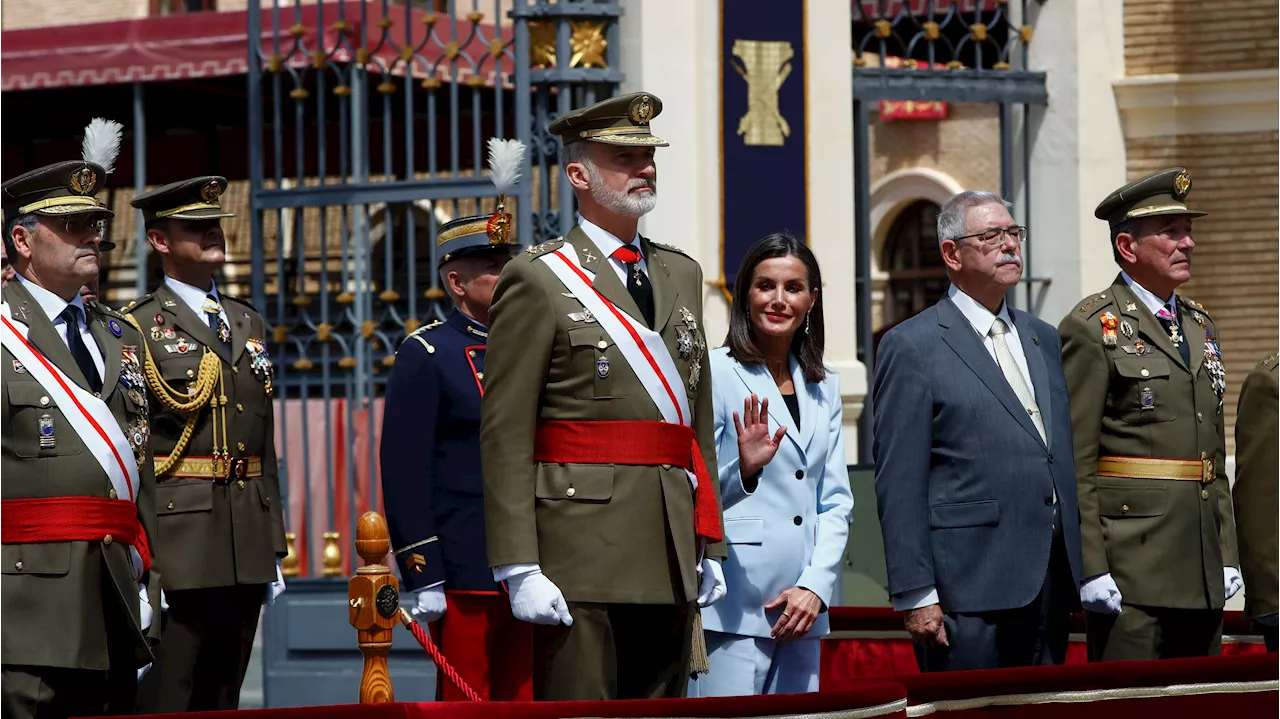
[
  {"x1": 132, "y1": 176, "x2": 234, "y2": 223},
  {"x1": 2, "y1": 160, "x2": 114, "y2": 221},
  {"x1": 437, "y1": 212, "x2": 521, "y2": 267},
  {"x1": 547, "y1": 92, "x2": 668, "y2": 147},
  {"x1": 1095, "y1": 167, "x2": 1207, "y2": 227}
]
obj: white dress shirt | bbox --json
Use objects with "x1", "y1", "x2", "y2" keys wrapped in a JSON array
[
  {"x1": 164, "y1": 276, "x2": 230, "y2": 330},
  {"x1": 577, "y1": 215, "x2": 649, "y2": 286},
  {"x1": 1121, "y1": 271, "x2": 1177, "y2": 317},
  {"x1": 892, "y1": 286, "x2": 1042, "y2": 612},
  {"x1": 14, "y1": 273, "x2": 105, "y2": 379}
]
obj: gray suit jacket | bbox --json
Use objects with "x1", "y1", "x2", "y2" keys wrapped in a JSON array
[{"x1": 872, "y1": 295, "x2": 1084, "y2": 613}]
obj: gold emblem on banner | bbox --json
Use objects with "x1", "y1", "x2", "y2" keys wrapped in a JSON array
[{"x1": 731, "y1": 39, "x2": 793, "y2": 147}]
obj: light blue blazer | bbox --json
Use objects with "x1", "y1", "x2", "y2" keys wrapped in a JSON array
[{"x1": 702, "y1": 346, "x2": 855, "y2": 639}]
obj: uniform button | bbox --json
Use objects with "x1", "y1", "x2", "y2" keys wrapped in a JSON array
[
  {"x1": 14, "y1": 561, "x2": 22, "y2": 572},
  {"x1": 94, "y1": 392, "x2": 101, "y2": 398},
  {"x1": 187, "y1": 369, "x2": 195, "y2": 378},
  {"x1": 39, "y1": 395, "x2": 49, "y2": 406},
  {"x1": 795, "y1": 470, "x2": 804, "y2": 479},
  {"x1": 232, "y1": 366, "x2": 240, "y2": 374},
  {"x1": 596, "y1": 340, "x2": 608, "y2": 349},
  {"x1": 109, "y1": 489, "x2": 118, "y2": 500},
  {"x1": 1099, "y1": 294, "x2": 1107, "y2": 299},
  {"x1": 1044, "y1": 497, "x2": 1053, "y2": 506},
  {"x1": 237, "y1": 480, "x2": 246, "y2": 490},
  {"x1": 661, "y1": 464, "x2": 671, "y2": 470},
  {"x1": 793, "y1": 516, "x2": 802, "y2": 526},
  {"x1": 1047, "y1": 454, "x2": 1054, "y2": 464},
  {"x1": 1197, "y1": 412, "x2": 1203, "y2": 422},
  {"x1": 566, "y1": 487, "x2": 576, "y2": 498},
  {"x1": 1201, "y1": 489, "x2": 1210, "y2": 500},
  {"x1": 167, "y1": 501, "x2": 176, "y2": 511},
  {"x1": 103, "y1": 535, "x2": 113, "y2": 545},
  {"x1": 264, "y1": 496, "x2": 270, "y2": 506},
  {"x1": 236, "y1": 403, "x2": 244, "y2": 412},
  {"x1": 1121, "y1": 504, "x2": 1129, "y2": 514},
  {"x1": 238, "y1": 442, "x2": 246, "y2": 451},
  {"x1": 1140, "y1": 369, "x2": 1150, "y2": 378},
  {"x1": 476, "y1": 372, "x2": 484, "y2": 380}
]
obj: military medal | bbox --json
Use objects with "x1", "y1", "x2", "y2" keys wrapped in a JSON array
[
  {"x1": 38, "y1": 414, "x2": 55, "y2": 449},
  {"x1": 151, "y1": 327, "x2": 164, "y2": 341},
  {"x1": 596, "y1": 356, "x2": 611, "y2": 379},
  {"x1": 107, "y1": 319, "x2": 123, "y2": 337},
  {"x1": 1140, "y1": 387, "x2": 1155, "y2": 411},
  {"x1": 163, "y1": 328, "x2": 176, "y2": 340},
  {"x1": 676, "y1": 328, "x2": 694, "y2": 359},
  {"x1": 12, "y1": 360, "x2": 26, "y2": 374},
  {"x1": 679, "y1": 307, "x2": 706, "y2": 392},
  {"x1": 1194, "y1": 311, "x2": 1206, "y2": 328},
  {"x1": 245, "y1": 338, "x2": 276, "y2": 394},
  {"x1": 1100, "y1": 312, "x2": 1118, "y2": 348},
  {"x1": 154, "y1": 313, "x2": 165, "y2": 326},
  {"x1": 1119, "y1": 320, "x2": 1133, "y2": 339},
  {"x1": 1168, "y1": 322, "x2": 1182, "y2": 346},
  {"x1": 568, "y1": 310, "x2": 596, "y2": 323},
  {"x1": 1203, "y1": 336, "x2": 1226, "y2": 402}
]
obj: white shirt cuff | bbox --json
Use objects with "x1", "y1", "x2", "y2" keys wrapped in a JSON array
[
  {"x1": 892, "y1": 585, "x2": 939, "y2": 611},
  {"x1": 492, "y1": 562, "x2": 540, "y2": 583}
]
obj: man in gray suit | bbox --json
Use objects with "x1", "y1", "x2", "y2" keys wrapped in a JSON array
[{"x1": 873, "y1": 191, "x2": 1083, "y2": 671}]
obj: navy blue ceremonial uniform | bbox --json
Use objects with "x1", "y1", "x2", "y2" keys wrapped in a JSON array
[{"x1": 381, "y1": 309, "x2": 495, "y2": 592}]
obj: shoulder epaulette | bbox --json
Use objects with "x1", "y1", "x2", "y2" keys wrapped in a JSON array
[
  {"x1": 121, "y1": 292, "x2": 156, "y2": 313},
  {"x1": 522, "y1": 237, "x2": 564, "y2": 258},
  {"x1": 401, "y1": 319, "x2": 444, "y2": 355},
  {"x1": 1072, "y1": 292, "x2": 1111, "y2": 317},
  {"x1": 87, "y1": 299, "x2": 124, "y2": 319},
  {"x1": 1262, "y1": 352, "x2": 1278, "y2": 369},
  {"x1": 648, "y1": 240, "x2": 692, "y2": 258},
  {"x1": 1179, "y1": 296, "x2": 1208, "y2": 314}
]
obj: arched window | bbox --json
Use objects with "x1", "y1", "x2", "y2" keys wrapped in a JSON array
[{"x1": 876, "y1": 200, "x2": 949, "y2": 345}]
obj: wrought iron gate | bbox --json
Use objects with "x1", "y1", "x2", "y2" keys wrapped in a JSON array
[
  {"x1": 850, "y1": 0, "x2": 1049, "y2": 460},
  {"x1": 245, "y1": 0, "x2": 622, "y2": 706}
]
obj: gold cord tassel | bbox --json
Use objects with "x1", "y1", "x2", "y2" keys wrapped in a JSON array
[{"x1": 689, "y1": 607, "x2": 710, "y2": 679}]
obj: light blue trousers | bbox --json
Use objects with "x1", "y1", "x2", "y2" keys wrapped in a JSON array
[{"x1": 686, "y1": 630, "x2": 821, "y2": 697}]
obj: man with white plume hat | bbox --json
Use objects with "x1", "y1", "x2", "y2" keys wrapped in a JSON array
[
  {"x1": 380, "y1": 137, "x2": 533, "y2": 701},
  {"x1": 125, "y1": 175, "x2": 287, "y2": 713},
  {"x1": 1, "y1": 120, "x2": 162, "y2": 718}
]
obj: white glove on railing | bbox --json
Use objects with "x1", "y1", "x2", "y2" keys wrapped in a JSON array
[
  {"x1": 1225, "y1": 567, "x2": 1243, "y2": 600},
  {"x1": 506, "y1": 568, "x2": 573, "y2": 626},
  {"x1": 696, "y1": 558, "x2": 727, "y2": 608},
  {"x1": 1079, "y1": 573, "x2": 1123, "y2": 615},
  {"x1": 266, "y1": 561, "x2": 287, "y2": 607},
  {"x1": 412, "y1": 584, "x2": 447, "y2": 623},
  {"x1": 138, "y1": 583, "x2": 153, "y2": 632}
]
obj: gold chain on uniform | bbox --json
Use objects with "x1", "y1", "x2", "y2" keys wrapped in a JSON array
[{"x1": 125, "y1": 313, "x2": 229, "y2": 478}]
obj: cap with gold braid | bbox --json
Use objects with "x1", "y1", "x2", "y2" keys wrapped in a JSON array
[
  {"x1": 1094, "y1": 167, "x2": 1207, "y2": 227},
  {"x1": 547, "y1": 92, "x2": 668, "y2": 147},
  {"x1": 2, "y1": 160, "x2": 115, "y2": 221},
  {"x1": 436, "y1": 137, "x2": 526, "y2": 266},
  {"x1": 131, "y1": 176, "x2": 235, "y2": 223}
]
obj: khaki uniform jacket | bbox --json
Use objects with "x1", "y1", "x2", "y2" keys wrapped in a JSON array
[
  {"x1": 1059, "y1": 275, "x2": 1238, "y2": 610},
  {"x1": 1232, "y1": 352, "x2": 1278, "y2": 620},
  {"x1": 1, "y1": 280, "x2": 161, "y2": 670},
  {"x1": 124, "y1": 283, "x2": 286, "y2": 590},
  {"x1": 481, "y1": 228, "x2": 725, "y2": 605}
]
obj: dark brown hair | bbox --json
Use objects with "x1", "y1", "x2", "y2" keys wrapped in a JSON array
[{"x1": 725, "y1": 232, "x2": 826, "y2": 384}]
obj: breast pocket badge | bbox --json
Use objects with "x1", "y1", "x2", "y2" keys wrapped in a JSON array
[
  {"x1": 596, "y1": 356, "x2": 611, "y2": 379},
  {"x1": 1140, "y1": 386, "x2": 1156, "y2": 411},
  {"x1": 38, "y1": 414, "x2": 56, "y2": 449}
]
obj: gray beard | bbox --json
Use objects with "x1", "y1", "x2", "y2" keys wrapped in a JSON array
[{"x1": 586, "y1": 168, "x2": 657, "y2": 218}]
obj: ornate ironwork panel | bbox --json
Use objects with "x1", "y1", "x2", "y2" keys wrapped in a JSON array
[{"x1": 246, "y1": 0, "x2": 621, "y2": 582}]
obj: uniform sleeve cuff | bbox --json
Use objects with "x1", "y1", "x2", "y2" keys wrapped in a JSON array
[
  {"x1": 892, "y1": 586, "x2": 939, "y2": 611},
  {"x1": 492, "y1": 562, "x2": 540, "y2": 583}
]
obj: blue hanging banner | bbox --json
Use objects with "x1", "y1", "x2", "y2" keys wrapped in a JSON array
[{"x1": 719, "y1": 0, "x2": 808, "y2": 294}]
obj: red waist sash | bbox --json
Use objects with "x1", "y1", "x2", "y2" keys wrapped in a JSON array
[
  {"x1": 533, "y1": 420, "x2": 723, "y2": 543},
  {"x1": 1, "y1": 497, "x2": 152, "y2": 573}
]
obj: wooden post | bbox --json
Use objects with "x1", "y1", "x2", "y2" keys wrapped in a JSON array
[{"x1": 348, "y1": 512, "x2": 399, "y2": 704}]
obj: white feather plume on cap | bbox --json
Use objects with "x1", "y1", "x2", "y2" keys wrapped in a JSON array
[
  {"x1": 81, "y1": 118, "x2": 124, "y2": 175},
  {"x1": 486, "y1": 137, "x2": 526, "y2": 199}
]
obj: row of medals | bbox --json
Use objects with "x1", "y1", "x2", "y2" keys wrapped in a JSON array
[
  {"x1": 578, "y1": 305, "x2": 706, "y2": 393},
  {"x1": 1103, "y1": 309, "x2": 1226, "y2": 413}
]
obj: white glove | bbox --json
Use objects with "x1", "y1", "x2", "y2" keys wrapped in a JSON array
[
  {"x1": 138, "y1": 663, "x2": 152, "y2": 682},
  {"x1": 138, "y1": 583, "x2": 154, "y2": 632},
  {"x1": 506, "y1": 568, "x2": 573, "y2": 626},
  {"x1": 1225, "y1": 567, "x2": 1243, "y2": 600},
  {"x1": 265, "y1": 562, "x2": 286, "y2": 607},
  {"x1": 159, "y1": 589, "x2": 169, "y2": 612},
  {"x1": 1079, "y1": 573, "x2": 1123, "y2": 615},
  {"x1": 412, "y1": 585, "x2": 447, "y2": 623},
  {"x1": 696, "y1": 557, "x2": 727, "y2": 608}
]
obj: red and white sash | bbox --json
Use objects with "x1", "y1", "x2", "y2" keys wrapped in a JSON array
[
  {"x1": 1, "y1": 302, "x2": 145, "y2": 578},
  {"x1": 539, "y1": 246, "x2": 696, "y2": 486}
]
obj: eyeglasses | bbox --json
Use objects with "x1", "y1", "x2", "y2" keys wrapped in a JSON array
[
  {"x1": 59, "y1": 217, "x2": 106, "y2": 237},
  {"x1": 951, "y1": 226, "x2": 1028, "y2": 248}
]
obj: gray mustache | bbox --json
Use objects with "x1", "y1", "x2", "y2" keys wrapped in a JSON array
[{"x1": 996, "y1": 253, "x2": 1021, "y2": 266}]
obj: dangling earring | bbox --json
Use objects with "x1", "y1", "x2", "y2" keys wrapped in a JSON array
[{"x1": 804, "y1": 312, "x2": 810, "y2": 335}]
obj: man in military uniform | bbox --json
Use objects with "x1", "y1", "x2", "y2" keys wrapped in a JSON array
[
  {"x1": 1060, "y1": 167, "x2": 1240, "y2": 661},
  {"x1": 1233, "y1": 352, "x2": 1278, "y2": 651},
  {"x1": 380, "y1": 201, "x2": 532, "y2": 700},
  {"x1": 481, "y1": 93, "x2": 727, "y2": 701},
  {"x1": 126, "y1": 176, "x2": 288, "y2": 712},
  {"x1": 1, "y1": 161, "x2": 161, "y2": 718}
]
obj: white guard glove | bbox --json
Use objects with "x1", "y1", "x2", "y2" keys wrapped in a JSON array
[
  {"x1": 696, "y1": 557, "x2": 727, "y2": 608},
  {"x1": 1224, "y1": 567, "x2": 1243, "y2": 600},
  {"x1": 138, "y1": 583, "x2": 153, "y2": 632},
  {"x1": 266, "y1": 561, "x2": 287, "y2": 607},
  {"x1": 506, "y1": 569, "x2": 573, "y2": 626},
  {"x1": 1079, "y1": 573, "x2": 1123, "y2": 615},
  {"x1": 159, "y1": 589, "x2": 170, "y2": 612},
  {"x1": 137, "y1": 663, "x2": 153, "y2": 682},
  {"x1": 412, "y1": 585, "x2": 447, "y2": 623}
]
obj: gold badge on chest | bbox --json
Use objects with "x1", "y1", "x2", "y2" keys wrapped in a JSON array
[{"x1": 677, "y1": 307, "x2": 706, "y2": 393}]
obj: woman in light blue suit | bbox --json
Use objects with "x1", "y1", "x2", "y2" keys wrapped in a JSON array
[{"x1": 690, "y1": 233, "x2": 854, "y2": 697}]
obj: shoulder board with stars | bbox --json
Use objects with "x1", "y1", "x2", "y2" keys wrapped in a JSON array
[
  {"x1": 522, "y1": 238, "x2": 565, "y2": 258},
  {"x1": 1179, "y1": 296, "x2": 1209, "y2": 315},
  {"x1": 1262, "y1": 352, "x2": 1278, "y2": 369},
  {"x1": 1073, "y1": 291, "x2": 1113, "y2": 317},
  {"x1": 87, "y1": 299, "x2": 125, "y2": 320},
  {"x1": 647, "y1": 240, "x2": 692, "y2": 258},
  {"x1": 121, "y1": 292, "x2": 157, "y2": 313}
]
